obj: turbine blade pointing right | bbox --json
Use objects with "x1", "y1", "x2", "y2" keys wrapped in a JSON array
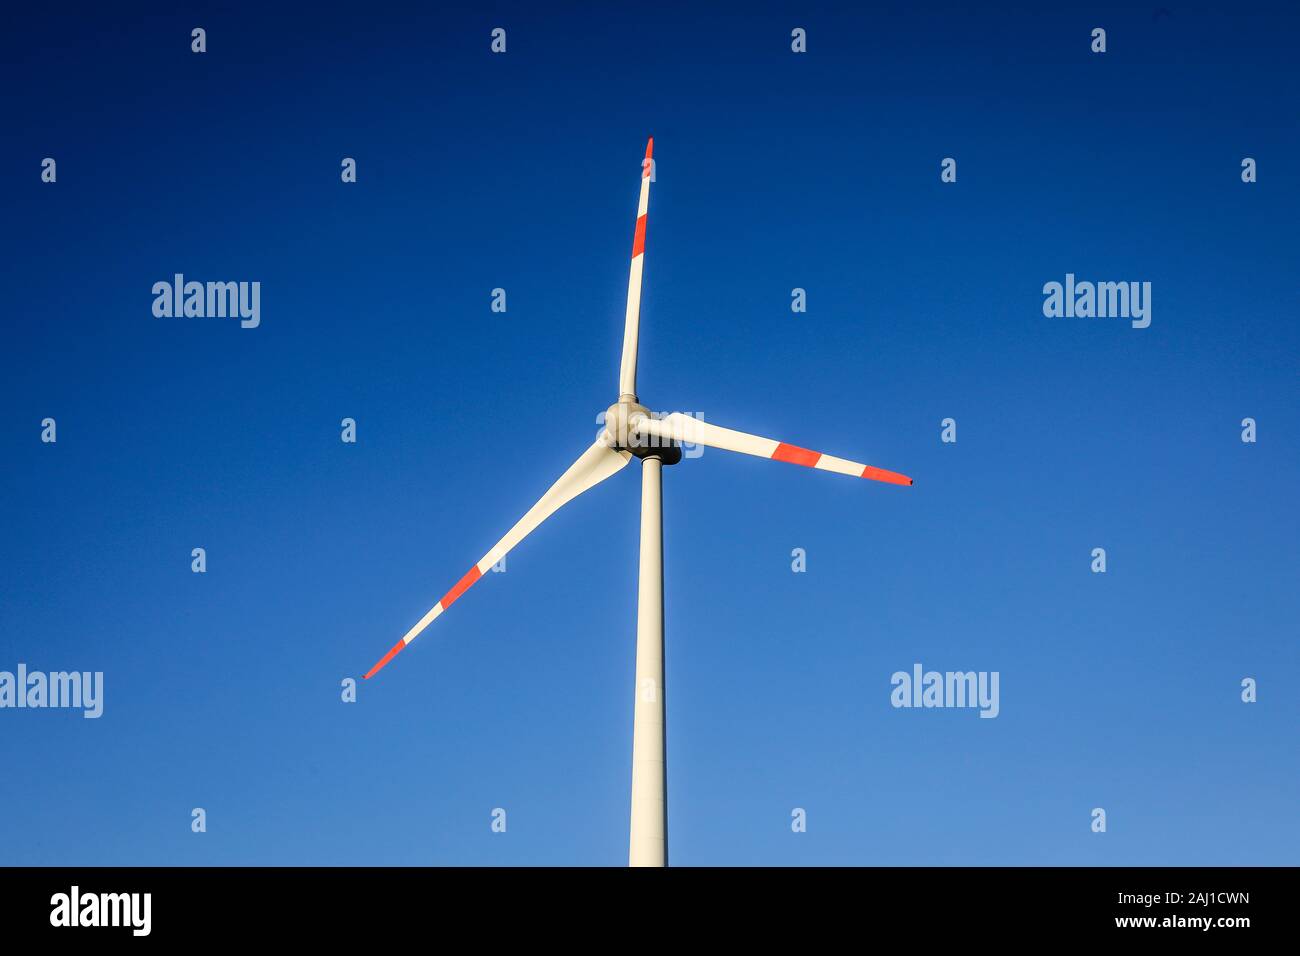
[
  {"x1": 617, "y1": 136, "x2": 654, "y2": 400},
  {"x1": 364, "y1": 437, "x2": 632, "y2": 678},
  {"x1": 633, "y1": 412, "x2": 913, "y2": 486}
]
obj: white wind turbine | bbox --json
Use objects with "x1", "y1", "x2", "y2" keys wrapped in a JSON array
[{"x1": 363, "y1": 138, "x2": 912, "y2": 866}]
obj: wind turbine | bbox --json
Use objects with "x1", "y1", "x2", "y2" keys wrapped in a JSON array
[{"x1": 362, "y1": 138, "x2": 913, "y2": 866}]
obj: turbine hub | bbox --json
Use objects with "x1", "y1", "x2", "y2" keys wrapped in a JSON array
[{"x1": 604, "y1": 400, "x2": 681, "y2": 464}]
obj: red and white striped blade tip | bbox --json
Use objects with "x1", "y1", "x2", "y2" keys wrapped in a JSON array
[
  {"x1": 767, "y1": 441, "x2": 912, "y2": 486},
  {"x1": 861, "y1": 465, "x2": 913, "y2": 486},
  {"x1": 364, "y1": 639, "x2": 406, "y2": 679}
]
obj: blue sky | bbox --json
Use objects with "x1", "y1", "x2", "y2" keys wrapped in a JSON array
[{"x1": 1, "y1": 2, "x2": 1297, "y2": 865}]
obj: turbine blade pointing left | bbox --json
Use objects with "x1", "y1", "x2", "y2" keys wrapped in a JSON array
[{"x1": 364, "y1": 438, "x2": 632, "y2": 678}]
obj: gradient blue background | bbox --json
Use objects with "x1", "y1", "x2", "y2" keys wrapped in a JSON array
[{"x1": 1, "y1": 2, "x2": 1296, "y2": 865}]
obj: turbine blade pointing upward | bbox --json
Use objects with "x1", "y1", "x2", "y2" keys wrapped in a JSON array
[
  {"x1": 364, "y1": 438, "x2": 632, "y2": 678},
  {"x1": 633, "y1": 413, "x2": 913, "y2": 486},
  {"x1": 617, "y1": 136, "x2": 654, "y2": 400}
]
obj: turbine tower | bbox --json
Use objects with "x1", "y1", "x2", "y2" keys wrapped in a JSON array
[{"x1": 362, "y1": 138, "x2": 913, "y2": 866}]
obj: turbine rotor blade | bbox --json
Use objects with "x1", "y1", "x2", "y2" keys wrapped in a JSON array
[
  {"x1": 364, "y1": 437, "x2": 632, "y2": 678},
  {"x1": 633, "y1": 413, "x2": 913, "y2": 486},
  {"x1": 617, "y1": 137, "x2": 654, "y2": 400}
]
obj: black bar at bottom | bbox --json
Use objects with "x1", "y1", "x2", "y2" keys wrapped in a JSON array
[{"x1": 0, "y1": 866, "x2": 1285, "y2": 941}]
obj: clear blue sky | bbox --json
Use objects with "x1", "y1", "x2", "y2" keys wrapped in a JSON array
[{"x1": 1, "y1": 2, "x2": 1296, "y2": 866}]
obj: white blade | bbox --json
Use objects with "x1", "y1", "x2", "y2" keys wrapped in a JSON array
[
  {"x1": 633, "y1": 412, "x2": 913, "y2": 486},
  {"x1": 364, "y1": 437, "x2": 632, "y2": 677},
  {"x1": 618, "y1": 137, "x2": 654, "y2": 400}
]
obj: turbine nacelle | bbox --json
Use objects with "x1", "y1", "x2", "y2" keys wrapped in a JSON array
[{"x1": 604, "y1": 400, "x2": 682, "y2": 464}]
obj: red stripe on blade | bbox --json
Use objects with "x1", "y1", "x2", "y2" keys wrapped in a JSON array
[
  {"x1": 643, "y1": 137, "x2": 654, "y2": 172},
  {"x1": 632, "y1": 214, "x2": 647, "y2": 258},
  {"x1": 440, "y1": 566, "x2": 482, "y2": 610},
  {"x1": 861, "y1": 465, "x2": 913, "y2": 486},
  {"x1": 772, "y1": 443, "x2": 821, "y2": 468},
  {"x1": 364, "y1": 638, "x2": 407, "y2": 679}
]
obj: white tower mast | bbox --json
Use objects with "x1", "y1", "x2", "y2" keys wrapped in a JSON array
[{"x1": 629, "y1": 454, "x2": 667, "y2": 866}]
